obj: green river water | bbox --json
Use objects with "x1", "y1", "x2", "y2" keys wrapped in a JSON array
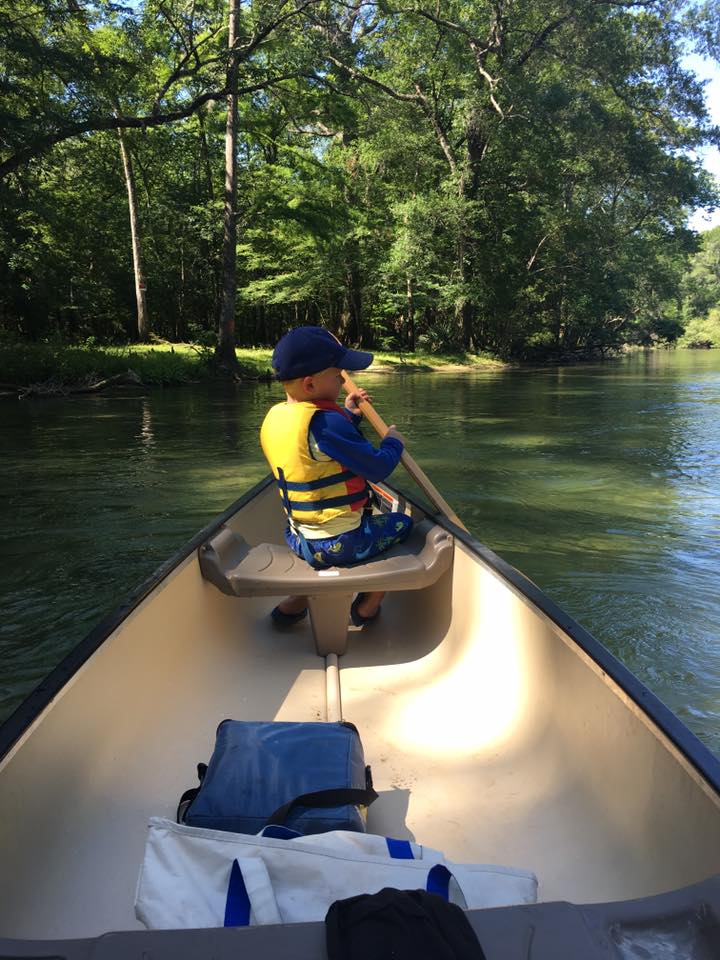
[{"x1": 1, "y1": 349, "x2": 719, "y2": 753}]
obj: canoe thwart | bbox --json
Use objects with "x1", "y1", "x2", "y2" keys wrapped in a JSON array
[{"x1": 198, "y1": 519, "x2": 453, "y2": 655}]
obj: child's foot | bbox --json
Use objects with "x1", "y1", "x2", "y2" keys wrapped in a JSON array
[{"x1": 350, "y1": 593, "x2": 382, "y2": 627}]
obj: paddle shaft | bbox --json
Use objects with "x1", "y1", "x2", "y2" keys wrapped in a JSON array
[{"x1": 342, "y1": 372, "x2": 468, "y2": 532}]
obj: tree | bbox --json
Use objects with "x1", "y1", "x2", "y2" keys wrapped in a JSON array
[
  {"x1": 328, "y1": 0, "x2": 720, "y2": 351},
  {"x1": 216, "y1": 0, "x2": 241, "y2": 373},
  {"x1": 682, "y1": 225, "x2": 720, "y2": 320},
  {"x1": 2, "y1": 0, "x2": 720, "y2": 360},
  {"x1": 117, "y1": 127, "x2": 150, "y2": 340}
]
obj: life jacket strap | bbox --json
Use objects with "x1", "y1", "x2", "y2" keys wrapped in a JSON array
[
  {"x1": 277, "y1": 467, "x2": 320, "y2": 565},
  {"x1": 282, "y1": 469, "x2": 356, "y2": 492},
  {"x1": 276, "y1": 467, "x2": 293, "y2": 519},
  {"x1": 285, "y1": 492, "x2": 367, "y2": 511}
]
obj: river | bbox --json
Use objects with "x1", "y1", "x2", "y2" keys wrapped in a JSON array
[{"x1": 2, "y1": 349, "x2": 719, "y2": 752}]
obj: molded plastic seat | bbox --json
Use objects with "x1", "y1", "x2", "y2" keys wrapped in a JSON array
[{"x1": 198, "y1": 519, "x2": 453, "y2": 655}]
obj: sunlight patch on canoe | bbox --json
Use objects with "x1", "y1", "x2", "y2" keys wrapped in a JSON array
[{"x1": 392, "y1": 572, "x2": 527, "y2": 756}]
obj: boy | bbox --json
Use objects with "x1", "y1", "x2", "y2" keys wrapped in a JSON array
[{"x1": 260, "y1": 326, "x2": 412, "y2": 627}]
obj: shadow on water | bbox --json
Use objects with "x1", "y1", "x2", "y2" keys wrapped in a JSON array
[{"x1": 1, "y1": 350, "x2": 720, "y2": 754}]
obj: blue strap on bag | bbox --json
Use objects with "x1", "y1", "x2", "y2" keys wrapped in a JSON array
[
  {"x1": 426, "y1": 864, "x2": 453, "y2": 901},
  {"x1": 224, "y1": 860, "x2": 251, "y2": 927},
  {"x1": 386, "y1": 837, "x2": 414, "y2": 859}
]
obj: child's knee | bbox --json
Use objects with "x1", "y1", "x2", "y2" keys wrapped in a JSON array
[{"x1": 392, "y1": 513, "x2": 413, "y2": 540}]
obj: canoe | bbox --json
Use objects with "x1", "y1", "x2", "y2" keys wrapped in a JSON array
[{"x1": 2, "y1": 475, "x2": 720, "y2": 958}]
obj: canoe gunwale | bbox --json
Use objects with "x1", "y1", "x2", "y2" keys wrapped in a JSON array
[
  {"x1": 2, "y1": 871, "x2": 720, "y2": 958},
  {"x1": 2, "y1": 473, "x2": 720, "y2": 811}
]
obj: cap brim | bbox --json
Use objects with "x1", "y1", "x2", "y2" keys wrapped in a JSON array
[{"x1": 339, "y1": 347, "x2": 374, "y2": 371}]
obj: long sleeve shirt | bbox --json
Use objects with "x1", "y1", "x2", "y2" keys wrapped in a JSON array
[
  {"x1": 295, "y1": 407, "x2": 403, "y2": 538},
  {"x1": 309, "y1": 408, "x2": 403, "y2": 483}
]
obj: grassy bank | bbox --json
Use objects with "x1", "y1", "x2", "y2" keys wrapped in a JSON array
[{"x1": 0, "y1": 340, "x2": 505, "y2": 391}]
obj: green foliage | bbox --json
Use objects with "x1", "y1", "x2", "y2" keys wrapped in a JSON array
[
  {"x1": 2, "y1": 0, "x2": 720, "y2": 360},
  {"x1": 676, "y1": 226, "x2": 720, "y2": 347},
  {"x1": 0, "y1": 341, "x2": 204, "y2": 385},
  {"x1": 0, "y1": 340, "x2": 277, "y2": 385},
  {"x1": 679, "y1": 309, "x2": 720, "y2": 348},
  {"x1": 681, "y1": 225, "x2": 720, "y2": 318}
]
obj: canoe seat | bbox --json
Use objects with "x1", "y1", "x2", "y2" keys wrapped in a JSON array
[{"x1": 198, "y1": 519, "x2": 453, "y2": 656}]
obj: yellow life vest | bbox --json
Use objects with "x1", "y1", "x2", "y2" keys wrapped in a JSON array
[{"x1": 260, "y1": 400, "x2": 368, "y2": 533}]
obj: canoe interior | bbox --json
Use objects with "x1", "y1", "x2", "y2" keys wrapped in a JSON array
[{"x1": 1, "y1": 480, "x2": 720, "y2": 940}]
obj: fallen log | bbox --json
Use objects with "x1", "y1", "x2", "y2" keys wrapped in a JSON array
[
  {"x1": 17, "y1": 370, "x2": 144, "y2": 399},
  {"x1": 70, "y1": 369, "x2": 144, "y2": 394}
]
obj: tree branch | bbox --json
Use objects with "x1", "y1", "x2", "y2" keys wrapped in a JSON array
[
  {"x1": 512, "y1": 15, "x2": 573, "y2": 70},
  {"x1": 2, "y1": 0, "x2": 322, "y2": 178},
  {"x1": 325, "y1": 53, "x2": 421, "y2": 102},
  {"x1": 152, "y1": 25, "x2": 224, "y2": 113},
  {"x1": 0, "y1": 75, "x2": 301, "y2": 179},
  {"x1": 414, "y1": 83, "x2": 457, "y2": 171},
  {"x1": 527, "y1": 233, "x2": 551, "y2": 271},
  {"x1": 394, "y1": 6, "x2": 483, "y2": 45}
]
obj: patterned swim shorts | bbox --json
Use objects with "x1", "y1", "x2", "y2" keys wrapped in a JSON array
[{"x1": 286, "y1": 512, "x2": 413, "y2": 569}]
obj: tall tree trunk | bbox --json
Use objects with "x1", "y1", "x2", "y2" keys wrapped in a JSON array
[
  {"x1": 215, "y1": 0, "x2": 241, "y2": 374},
  {"x1": 340, "y1": 138, "x2": 363, "y2": 344},
  {"x1": 341, "y1": 260, "x2": 362, "y2": 343},
  {"x1": 555, "y1": 270, "x2": 569, "y2": 350},
  {"x1": 406, "y1": 275, "x2": 415, "y2": 351},
  {"x1": 117, "y1": 128, "x2": 149, "y2": 341},
  {"x1": 455, "y1": 111, "x2": 484, "y2": 351},
  {"x1": 178, "y1": 235, "x2": 185, "y2": 340},
  {"x1": 198, "y1": 106, "x2": 215, "y2": 202},
  {"x1": 455, "y1": 217, "x2": 474, "y2": 351}
]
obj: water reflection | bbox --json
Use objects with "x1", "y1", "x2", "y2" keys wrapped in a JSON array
[
  {"x1": 1, "y1": 350, "x2": 719, "y2": 755},
  {"x1": 138, "y1": 399, "x2": 156, "y2": 452}
]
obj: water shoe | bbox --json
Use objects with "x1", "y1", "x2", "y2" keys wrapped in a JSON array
[
  {"x1": 350, "y1": 593, "x2": 381, "y2": 627},
  {"x1": 271, "y1": 605, "x2": 308, "y2": 627}
]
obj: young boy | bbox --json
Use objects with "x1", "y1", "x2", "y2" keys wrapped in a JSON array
[{"x1": 260, "y1": 326, "x2": 413, "y2": 627}]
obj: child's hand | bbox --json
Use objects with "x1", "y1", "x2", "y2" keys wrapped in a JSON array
[
  {"x1": 344, "y1": 388, "x2": 371, "y2": 414},
  {"x1": 385, "y1": 425, "x2": 406, "y2": 447}
]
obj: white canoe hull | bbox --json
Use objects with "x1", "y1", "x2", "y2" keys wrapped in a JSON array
[{"x1": 1, "y1": 477, "x2": 719, "y2": 946}]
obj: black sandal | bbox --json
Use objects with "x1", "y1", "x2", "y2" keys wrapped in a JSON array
[{"x1": 271, "y1": 605, "x2": 308, "y2": 627}]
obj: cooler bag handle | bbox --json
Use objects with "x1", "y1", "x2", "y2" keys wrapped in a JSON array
[
  {"x1": 265, "y1": 784, "x2": 379, "y2": 828},
  {"x1": 177, "y1": 763, "x2": 208, "y2": 823}
]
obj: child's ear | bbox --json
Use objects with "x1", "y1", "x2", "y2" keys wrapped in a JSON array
[{"x1": 302, "y1": 375, "x2": 315, "y2": 394}]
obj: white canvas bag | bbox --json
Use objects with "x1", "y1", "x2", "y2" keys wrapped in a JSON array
[{"x1": 135, "y1": 818, "x2": 538, "y2": 929}]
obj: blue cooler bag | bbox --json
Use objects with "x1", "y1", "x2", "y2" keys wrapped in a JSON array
[{"x1": 178, "y1": 720, "x2": 377, "y2": 835}]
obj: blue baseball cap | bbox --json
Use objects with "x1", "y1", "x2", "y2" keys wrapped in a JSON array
[{"x1": 272, "y1": 326, "x2": 374, "y2": 380}]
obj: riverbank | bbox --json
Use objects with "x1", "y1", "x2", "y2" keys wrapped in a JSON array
[{"x1": 0, "y1": 341, "x2": 505, "y2": 394}]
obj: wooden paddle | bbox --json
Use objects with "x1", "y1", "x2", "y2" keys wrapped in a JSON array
[{"x1": 342, "y1": 371, "x2": 468, "y2": 532}]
